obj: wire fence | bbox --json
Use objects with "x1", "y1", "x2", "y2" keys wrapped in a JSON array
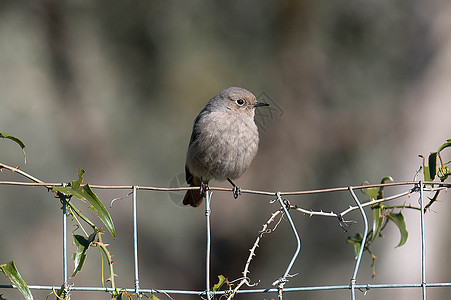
[{"x1": 0, "y1": 179, "x2": 450, "y2": 299}]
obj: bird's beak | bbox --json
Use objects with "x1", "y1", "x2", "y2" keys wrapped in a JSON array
[{"x1": 254, "y1": 102, "x2": 270, "y2": 107}]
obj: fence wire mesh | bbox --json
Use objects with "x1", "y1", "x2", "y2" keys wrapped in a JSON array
[{"x1": 0, "y1": 180, "x2": 450, "y2": 299}]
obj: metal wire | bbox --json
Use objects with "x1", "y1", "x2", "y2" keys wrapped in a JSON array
[
  {"x1": 62, "y1": 195, "x2": 68, "y2": 296},
  {"x1": 3, "y1": 282, "x2": 451, "y2": 294},
  {"x1": 0, "y1": 180, "x2": 449, "y2": 299},
  {"x1": 348, "y1": 187, "x2": 369, "y2": 300},
  {"x1": 205, "y1": 190, "x2": 212, "y2": 300},
  {"x1": 420, "y1": 181, "x2": 426, "y2": 300},
  {"x1": 132, "y1": 186, "x2": 140, "y2": 294},
  {"x1": 274, "y1": 192, "x2": 301, "y2": 293}
]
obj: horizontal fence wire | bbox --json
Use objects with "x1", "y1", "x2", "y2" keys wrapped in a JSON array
[
  {"x1": 0, "y1": 180, "x2": 450, "y2": 299},
  {"x1": 3, "y1": 282, "x2": 451, "y2": 294}
]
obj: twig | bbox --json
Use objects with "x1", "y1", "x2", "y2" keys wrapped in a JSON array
[
  {"x1": 0, "y1": 163, "x2": 47, "y2": 186},
  {"x1": 340, "y1": 191, "x2": 412, "y2": 216},
  {"x1": 292, "y1": 187, "x2": 446, "y2": 220},
  {"x1": 95, "y1": 234, "x2": 117, "y2": 294},
  {"x1": 227, "y1": 210, "x2": 283, "y2": 299}
]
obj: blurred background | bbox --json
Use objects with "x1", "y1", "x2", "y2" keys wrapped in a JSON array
[{"x1": 1, "y1": 0, "x2": 450, "y2": 299}]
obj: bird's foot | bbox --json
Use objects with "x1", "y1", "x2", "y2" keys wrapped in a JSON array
[
  {"x1": 232, "y1": 186, "x2": 241, "y2": 199},
  {"x1": 227, "y1": 178, "x2": 241, "y2": 199},
  {"x1": 200, "y1": 181, "x2": 209, "y2": 197}
]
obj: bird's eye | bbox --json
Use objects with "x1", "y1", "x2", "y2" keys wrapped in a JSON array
[{"x1": 236, "y1": 99, "x2": 245, "y2": 106}]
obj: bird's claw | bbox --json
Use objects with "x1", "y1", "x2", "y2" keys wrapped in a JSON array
[
  {"x1": 232, "y1": 186, "x2": 241, "y2": 199},
  {"x1": 227, "y1": 178, "x2": 241, "y2": 199},
  {"x1": 200, "y1": 181, "x2": 208, "y2": 197}
]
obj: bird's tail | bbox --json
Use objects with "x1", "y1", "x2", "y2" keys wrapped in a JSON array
[{"x1": 183, "y1": 184, "x2": 205, "y2": 207}]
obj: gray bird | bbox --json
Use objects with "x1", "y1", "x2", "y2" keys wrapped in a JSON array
[{"x1": 183, "y1": 87, "x2": 269, "y2": 207}]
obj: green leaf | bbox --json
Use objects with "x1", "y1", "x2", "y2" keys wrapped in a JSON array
[
  {"x1": 419, "y1": 154, "x2": 437, "y2": 183},
  {"x1": 386, "y1": 212, "x2": 408, "y2": 248},
  {"x1": 419, "y1": 155, "x2": 431, "y2": 182},
  {"x1": 53, "y1": 169, "x2": 116, "y2": 238},
  {"x1": 346, "y1": 233, "x2": 363, "y2": 259},
  {"x1": 428, "y1": 152, "x2": 437, "y2": 181},
  {"x1": 85, "y1": 184, "x2": 115, "y2": 236},
  {"x1": 362, "y1": 176, "x2": 393, "y2": 202},
  {"x1": 113, "y1": 292, "x2": 129, "y2": 299},
  {"x1": 437, "y1": 138, "x2": 451, "y2": 153},
  {"x1": 438, "y1": 166, "x2": 450, "y2": 181},
  {"x1": 55, "y1": 283, "x2": 69, "y2": 298},
  {"x1": 380, "y1": 176, "x2": 393, "y2": 183},
  {"x1": 370, "y1": 252, "x2": 377, "y2": 278},
  {"x1": 149, "y1": 295, "x2": 161, "y2": 300},
  {"x1": 371, "y1": 206, "x2": 384, "y2": 242},
  {"x1": 0, "y1": 133, "x2": 25, "y2": 149},
  {"x1": 72, "y1": 231, "x2": 98, "y2": 277},
  {"x1": 378, "y1": 176, "x2": 393, "y2": 199},
  {"x1": 362, "y1": 176, "x2": 393, "y2": 200},
  {"x1": 0, "y1": 132, "x2": 26, "y2": 163},
  {"x1": 213, "y1": 275, "x2": 227, "y2": 291},
  {"x1": 362, "y1": 186, "x2": 378, "y2": 200},
  {"x1": 0, "y1": 261, "x2": 33, "y2": 300}
]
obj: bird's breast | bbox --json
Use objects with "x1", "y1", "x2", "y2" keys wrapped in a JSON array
[{"x1": 186, "y1": 112, "x2": 259, "y2": 181}]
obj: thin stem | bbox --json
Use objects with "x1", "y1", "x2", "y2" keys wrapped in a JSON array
[
  {"x1": 62, "y1": 196, "x2": 96, "y2": 230},
  {"x1": 96, "y1": 235, "x2": 116, "y2": 293},
  {"x1": 67, "y1": 205, "x2": 89, "y2": 237},
  {"x1": 382, "y1": 205, "x2": 421, "y2": 211},
  {"x1": 227, "y1": 210, "x2": 283, "y2": 299},
  {"x1": 99, "y1": 246, "x2": 106, "y2": 289},
  {"x1": 0, "y1": 162, "x2": 48, "y2": 186}
]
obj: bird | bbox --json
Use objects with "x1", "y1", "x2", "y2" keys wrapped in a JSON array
[{"x1": 183, "y1": 87, "x2": 269, "y2": 207}]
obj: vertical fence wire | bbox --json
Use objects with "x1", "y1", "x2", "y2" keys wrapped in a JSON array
[
  {"x1": 62, "y1": 195, "x2": 68, "y2": 295},
  {"x1": 348, "y1": 187, "x2": 369, "y2": 300},
  {"x1": 132, "y1": 186, "x2": 140, "y2": 294},
  {"x1": 205, "y1": 190, "x2": 212, "y2": 300},
  {"x1": 275, "y1": 192, "x2": 301, "y2": 294},
  {"x1": 420, "y1": 181, "x2": 426, "y2": 300}
]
